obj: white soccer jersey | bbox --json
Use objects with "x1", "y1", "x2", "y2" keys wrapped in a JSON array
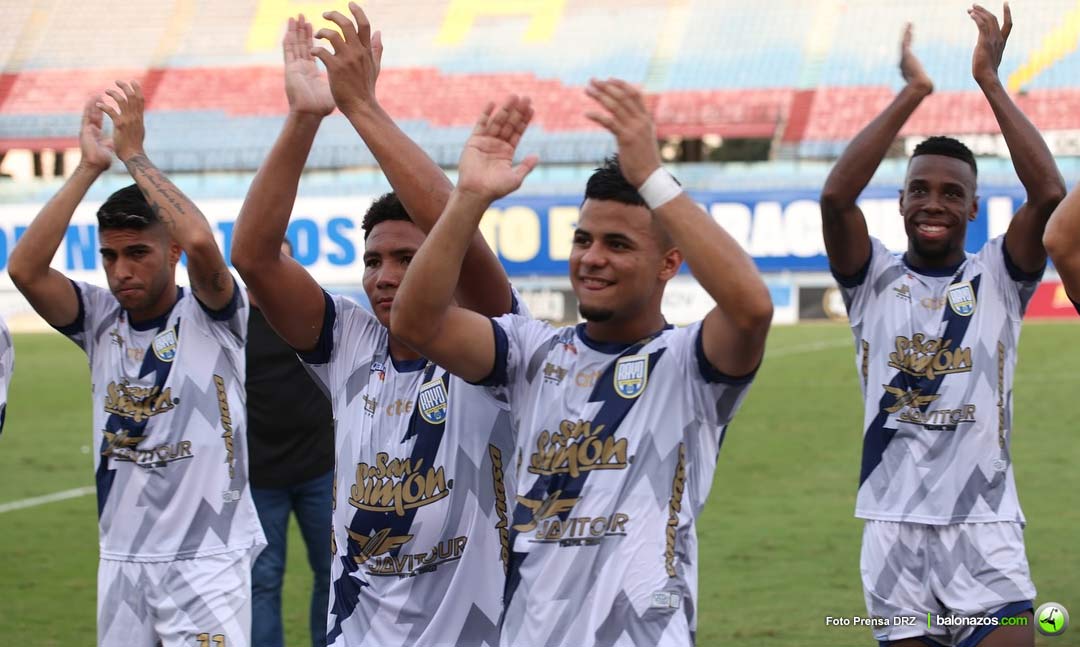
[
  {"x1": 481, "y1": 316, "x2": 754, "y2": 647},
  {"x1": 840, "y1": 236, "x2": 1038, "y2": 525},
  {"x1": 56, "y1": 280, "x2": 265, "y2": 561},
  {"x1": 303, "y1": 292, "x2": 521, "y2": 647},
  {"x1": 0, "y1": 316, "x2": 12, "y2": 436}
]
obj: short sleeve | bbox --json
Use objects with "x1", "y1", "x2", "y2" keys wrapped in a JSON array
[
  {"x1": 51, "y1": 280, "x2": 120, "y2": 355},
  {"x1": 298, "y1": 292, "x2": 385, "y2": 395},
  {"x1": 976, "y1": 235, "x2": 1041, "y2": 320},
  {"x1": 186, "y1": 275, "x2": 248, "y2": 350},
  {"x1": 671, "y1": 322, "x2": 756, "y2": 429},
  {"x1": 836, "y1": 237, "x2": 902, "y2": 327},
  {"x1": 473, "y1": 313, "x2": 557, "y2": 406}
]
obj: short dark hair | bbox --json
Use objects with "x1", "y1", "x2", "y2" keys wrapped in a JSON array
[
  {"x1": 583, "y1": 155, "x2": 678, "y2": 249},
  {"x1": 361, "y1": 192, "x2": 412, "y2": 239},
  {"x1": 584, "y1": 155, "x2": 647, "y2": 207},
  {"x1": 911, "y1": 136, "x2": 977, "y2": 178},
  {"x1": 97, "y1": 184, "x2": 160, "y2": 231}
]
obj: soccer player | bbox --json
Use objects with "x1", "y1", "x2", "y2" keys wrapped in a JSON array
[
  {"x1": 230, "y1": 9, "x2": 521, "y2": 645},
  {"x1": 391, "y1": 83, "x2": 773, "y2": 644},
  {"x1": 7, "y1": 86, "x2": 265, "y2": 646},
  {"x1": 245, "y1": 236, "x2": 334, "y2": 647},
  {"x1": 818, "y1": 9, "x2": 1064, "y2": 647},
  {"x1": 1043, "y1": 182, "x2": 1080, "y2": 314}
]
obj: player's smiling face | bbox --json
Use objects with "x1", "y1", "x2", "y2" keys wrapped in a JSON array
[
  {"x1": 99, "y1": 225, "x2": 180, "y2": 318},
  {"x1": 363, "y1": 219, "x2": 425, "y2": 328},
  {"x1": 900, "y1": 154, "x2": 978, "y2": 268},
  {"x1": 570, "y1": 199, "x2": 680, "y2": 325}
]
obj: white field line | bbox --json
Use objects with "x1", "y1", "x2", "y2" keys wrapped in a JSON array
[
  {"x1": 0, "y1": 486, "x2": 95, "y2": 514},
  {"x1": 766, "y1": 338, "x2": 851, "y2": 358}
]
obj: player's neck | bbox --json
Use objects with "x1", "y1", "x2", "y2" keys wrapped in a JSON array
[
  {"x1": 904, "y1": 247, "x2": 966, "y2": 274},
  {"x1": 387, "y1": 334, "x2": 424, "y2": 363},
  {"x1": 127, "y1": 283, "x2": 179, "y2": 327},
  {"x1": 582, "y1": 310, "x2": 667, "y2": 346}
]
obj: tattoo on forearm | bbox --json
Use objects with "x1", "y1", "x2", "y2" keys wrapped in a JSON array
[{"x1": 124, "y1": 154, "x2": 208, "y2": 235}]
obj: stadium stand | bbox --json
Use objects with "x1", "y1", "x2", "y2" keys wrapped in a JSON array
[{"x1": 4, "y1": 0, "x2": 1080, "y2": 170}]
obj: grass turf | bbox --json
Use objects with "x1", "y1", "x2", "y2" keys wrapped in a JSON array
[{"x1": 0, "y1": 324, "x2": 1076, "y2": 646}]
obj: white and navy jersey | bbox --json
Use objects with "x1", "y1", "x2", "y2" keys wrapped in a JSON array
[
  {"x1": 0, "y1": 317, "x2": 12, "y2": 436},
  {"x1": 303, "y1": 291, "x2": 522, "y2": 647},
  {"x1": 839, "y1": 236, "x2": 1040, "y2": 525},
  {"x1": 480, "y1": 316, "x2": 754, "y2": 647},
  {"x1": 55, "y1": 280, "x2": 265, "y2": 562}
]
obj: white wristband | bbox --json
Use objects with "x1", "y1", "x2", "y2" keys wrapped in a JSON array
[{"x1": 637, "y1": 167, "x2": 682, "y2": 210}]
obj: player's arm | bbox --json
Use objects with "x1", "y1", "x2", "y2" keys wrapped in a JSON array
[
  {"x1": 970, "y1": 4, "x2": 1066, "y2": 273},
  {"x1": 98, "y1": 81, "x2": 234, "y2": 311},
  {"x1": 315, "y1": 3, "x2": 512, "y2": 316},
  {"x1": 1044, "y1": 184, "x2": 1080, "y2": 303},
  {"x1": 585, "y1": 79, "x2": 772, "y2": 377},
  {"x1": 8, "y1": 99, "x2": 112, "y2": 327},
  {"x1": 819, "y1": 24, "x2": 933, "y2": 278},
  {"x1": 392, "y1": 97, "x2": 538, "y2": 382},
  {"x1": 231, "y1": 15, "x2": 336, "y2": 352}
]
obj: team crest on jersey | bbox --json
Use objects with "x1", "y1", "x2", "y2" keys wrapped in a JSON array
[
  {"x1": 152, "y1": 327, "x2": 178, "y2": 362},
  {"x1": 614, "y1": 354, "x2": 648, "y2": 399},
  {"x1": 418, "y1": 379, "x2": 448, "y2": 424},
  {"x1": 947, "y1": 282, "x2": 976, "y2": 316}
]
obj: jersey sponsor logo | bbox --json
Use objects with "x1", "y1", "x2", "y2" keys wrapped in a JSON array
[
  {"x1": 882, "y1": 386, "x2": 940, "y2": 413},
  {"x1": 152, "y1": 327, "x2": 178, "y2": 362},
  {"x1": 348, "y1": 452, "x2": 453, "y2": 516},
  {"x1": 528, "y1": 419, "x2": 629, "y2": 477},
  {"x1": 888, "y1": 334, "x2": 973, "y2": 380},
  {"x1": 921, "y1": 296, "x2": 947, "y2": 310},
  {"x1": 213, "y1": 375, "x2": 236, "y2": 478},
  {"x1": 489, "y1": 445, "x2": 510, "y2": 574},
  {"x1": 383, "y1": 398, "x2": 413, "y2": 417},
  {"x1": 543, "y1": 362, "x2": 568, "y2": 385},
  {"x1": 947, "y1": 281, "x2": 977, "y2": 316},
  {"x1": 575, "y1": 369, "x2": 601, "y2": 388},
  {"x1": 106, "y1": 435, "x2": 194, "y2": 467},
  {"x1": 350, "y1": 528, "x2": 468, "y2": 577},
  {"x1": 418, "y1": 379, "x2": 448, "y2": 424},
  {"x1": 614, "y1": 354, "x2": 648, "y2": 399},
  {"x1": 664, "y1": 443, "x2": 687, "y2": 577},
  {"x1": 347, "y1": 527, "x2": 413, "y2": 565},
  {"x1": 362, "y1": 395, "x2": 378, "y2": 417},
  {"x1": 897, "y1": 404, "x2": 976, "y2": 429},
  {"x1": 104, "y1": 380, "x2": 178, "y2": 422},
  {"x1": 100, "y1": 429, "x2": 146, "y2": 456},
  {"x1": 514, "y1": 490, "x2": 629, "y2": 546}
]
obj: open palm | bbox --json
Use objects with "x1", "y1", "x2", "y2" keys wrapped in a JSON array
[
  {"x1": 457, "y1": 97, "x2": 538, "y2": 201},
  {"x1": 79, "y1": 98, "x2": 113, "y2": 170},
  {"x1": 284, "y1": 15, "x2": 334, "y2": 116}
]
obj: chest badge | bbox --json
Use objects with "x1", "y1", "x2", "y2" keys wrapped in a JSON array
[
  {"x1": 614, "y1": 354, "x2": 648, "y2": 399},
  {"x1": 152, "y1": 327, "x2": 178, "y2": 362},
  {"x1": 947, "y1": 281, "x2": 976, "y2": 317},
  {"x1": 418, "y1": 379, "x2": 448, "y2": 424}
]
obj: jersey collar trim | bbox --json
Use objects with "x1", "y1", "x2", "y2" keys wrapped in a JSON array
[
  {"x1": 574, "y1": 322, "x2": 674, "y2": 354},
  {"x1": 128, "y1": 287, "x2": 184, "y2": 331},
  {"x1": 901, "y1": 254, "x2": 965, "y2": 278}
]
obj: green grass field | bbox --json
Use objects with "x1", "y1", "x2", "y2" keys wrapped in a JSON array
[{"x1": 1, "y1": 323, "x2": 1077, "y2": 646}]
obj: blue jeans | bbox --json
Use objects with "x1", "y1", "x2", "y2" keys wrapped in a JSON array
[{"x1": 251, "y1": 470, "x2": 333, "y2": 647}]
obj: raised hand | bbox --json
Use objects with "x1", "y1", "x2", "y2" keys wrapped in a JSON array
[
  {"x1": 284, "y1": 14, "x2": 335, "y2": 116},
  {"x1": 97, "y1": 81, "x2": 145, "y2": 163},
  {"x1": 311, "y1": 1, "x2": 383, "y2": 116},
  {"x1": 584, "y1": 78, "x2": 661, "y2": 187},
  {"x1": 969, "y1": 3, "x2": 1012, "y2": 85},
  {"x1": 78, "y1": 97, "x2": 113, "y2": 171},
  {"x1": 900, "y1": 23, "x2": 933, "y2": 94},
  {"x1": 456, "y1": 95, "x2": 539, "y2": 202}
]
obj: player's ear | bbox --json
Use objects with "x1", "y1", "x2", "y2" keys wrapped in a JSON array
[
  {"x1": 169, "y1": 241, "x2": 182, "y2": 266},
  {"x1": 658, "y1": 248, "x2": 682, "y2": 281},
  {"x1": 969, "y1": 194, "x2": 979, "y2": 221},
  {"x1": 898, "y1": 188, "x2": 905, "y2": 215}
]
